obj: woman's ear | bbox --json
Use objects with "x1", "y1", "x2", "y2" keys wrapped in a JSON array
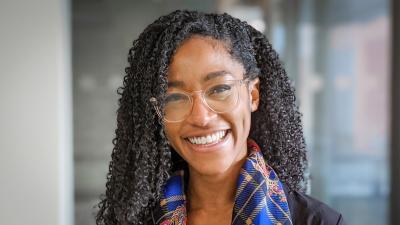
[{"x1": 249, "y1": 77, "x2": 260, "y2": 112}]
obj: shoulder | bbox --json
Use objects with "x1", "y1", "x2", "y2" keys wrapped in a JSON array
[{"x1": 284, "y1": 185, "x2": 347, "y2": 225}]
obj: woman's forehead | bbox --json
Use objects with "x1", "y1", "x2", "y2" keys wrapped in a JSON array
[{"x1": 167, "y1": 37, "x2": 245, "y2": 86}]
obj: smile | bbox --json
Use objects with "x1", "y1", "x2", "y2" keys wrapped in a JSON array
[{"x1": 186, "y1": 130, "x2": 228, "y2": 145}]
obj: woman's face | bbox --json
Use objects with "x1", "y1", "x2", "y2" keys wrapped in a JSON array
[{"x1": 164, "y1": 36, "x2": 260, "y2": 176}]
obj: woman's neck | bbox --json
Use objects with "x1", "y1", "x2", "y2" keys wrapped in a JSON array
[{"x1": 186, "y1": 155, "x2": 247, "y2": 212}]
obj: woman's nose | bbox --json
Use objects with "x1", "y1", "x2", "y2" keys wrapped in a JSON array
[{"x1": 185, "y1": 95, "x2": 217, "y2": 127}]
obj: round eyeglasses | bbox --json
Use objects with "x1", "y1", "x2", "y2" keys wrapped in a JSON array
[{"x1": 149, "y1": 79, "x2": 250, "y2": 123}]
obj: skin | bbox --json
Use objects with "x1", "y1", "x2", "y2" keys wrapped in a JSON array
[{"x1": 164, "y1": 36, "x2": 260, "y2": 225}]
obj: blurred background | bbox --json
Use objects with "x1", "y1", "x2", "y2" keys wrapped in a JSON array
[{"x1": 1, "y1": 0, "x2": 399, "y2": 225}]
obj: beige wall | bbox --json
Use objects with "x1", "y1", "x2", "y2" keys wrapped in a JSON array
[{"x1": 0, "y1": 0, "x2": 73, "y2": 225}]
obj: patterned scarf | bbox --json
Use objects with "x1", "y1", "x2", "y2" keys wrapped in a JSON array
[{"x1": 152, "y1": 139, "x2": 292, "y2": 225}]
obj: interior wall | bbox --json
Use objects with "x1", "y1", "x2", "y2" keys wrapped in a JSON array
[
  {"x1": 391, "y1": 0, "x2": 400, "y2": 224},
  {"x1": 0, "y1": 1, "x2": 73, "y2": 225}
]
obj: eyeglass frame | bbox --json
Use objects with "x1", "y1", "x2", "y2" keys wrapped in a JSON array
[{"x1": 149, "y1": 78, "x2": 252, "y2": 123}]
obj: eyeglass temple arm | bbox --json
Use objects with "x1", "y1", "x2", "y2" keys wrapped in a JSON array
[{"x1": 149, "y1": 97, "x2": 163, "y2": 119}]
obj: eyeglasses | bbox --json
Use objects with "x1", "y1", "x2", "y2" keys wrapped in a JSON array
[{"x1": 149, "y1": 79, "x2": 250, "y2": 123}]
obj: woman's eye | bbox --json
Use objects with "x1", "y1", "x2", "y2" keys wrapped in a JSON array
[
  {"x1": 207, "y1": 84, "x2": 231, "y2": 96},
  {"x1": 165, "y1": 93, "x2": 186, "y2": 104}
]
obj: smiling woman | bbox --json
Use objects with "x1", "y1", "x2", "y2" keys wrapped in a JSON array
[
  {"x1": 161, "y1": 37, "x2": 257, "y2": 179},
  {"x1": 96, "y1": 10, "x2": 346, "y2": 225}
]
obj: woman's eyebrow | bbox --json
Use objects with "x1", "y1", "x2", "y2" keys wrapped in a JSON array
[
  {"x1": 203, "y1": 70, "x2": 230, "y2": 82},
  {"x1": 168, "y1": 70, "x2": 231, "y2": 88},
  {"x1": 168, "y1": 80, "x2": 185, "y2": 88}
]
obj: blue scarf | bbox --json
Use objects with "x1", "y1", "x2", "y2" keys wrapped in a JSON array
[{"x1": 153, "y1": 140, "x2": 292, "y2": 225}]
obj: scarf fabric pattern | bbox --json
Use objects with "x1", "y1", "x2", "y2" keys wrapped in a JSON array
[{"x1": 154, "y1": 140, "x2": 292, "y2": 225}]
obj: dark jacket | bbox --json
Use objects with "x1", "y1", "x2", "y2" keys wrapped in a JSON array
[
  {"x1": 146, "y1": 184, "x2": 346, "y2": 225},
  {"x1": 283, "y1": 185, "x2": 346, "y2": 225}
]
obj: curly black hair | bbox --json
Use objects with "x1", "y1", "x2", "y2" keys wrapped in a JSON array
[{"x1": 96, "y1": 10, "x2": 307, "y2": 225}]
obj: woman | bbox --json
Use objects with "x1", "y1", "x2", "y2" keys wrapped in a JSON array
[{"x1": 96, "y1": 10, "x2": 346, "y2": 225}]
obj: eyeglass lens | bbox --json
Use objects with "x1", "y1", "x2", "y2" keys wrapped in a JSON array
[{"x1": 163, "y1": 81, "x2": 240, "y2": 122}]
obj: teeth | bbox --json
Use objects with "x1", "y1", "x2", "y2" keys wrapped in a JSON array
[{"x1": 187, "y1": 130, "x2": 227, "y2": 145}]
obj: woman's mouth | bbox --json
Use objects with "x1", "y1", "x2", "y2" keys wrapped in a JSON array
[{"x1": 185, "y1": 130, "x2": 229, "y2": 146}]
